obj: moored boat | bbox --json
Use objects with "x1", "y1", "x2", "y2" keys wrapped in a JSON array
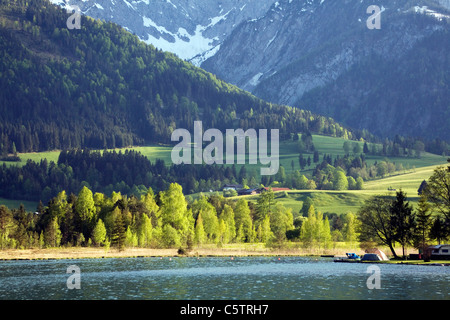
[{"x1": 334, "y1": 253, "x2": 361, "y2": 262}]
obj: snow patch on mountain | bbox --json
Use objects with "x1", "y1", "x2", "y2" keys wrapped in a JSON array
[
  {"x1": 48, "y1": 0, "x2": 277, "y2": 65},
  {"x1": 143, "y1": 15, "x2": 218, "y2": 61},
  {"x1": 140, "y1": 8, "x2": 235, "y2": 61}
]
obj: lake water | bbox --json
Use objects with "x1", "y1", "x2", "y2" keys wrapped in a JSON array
[{"x1": 0, "y1": 256, "x2": 449, "y2": 300}]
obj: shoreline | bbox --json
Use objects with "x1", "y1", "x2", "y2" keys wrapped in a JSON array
[
  {"x1": 2, "y1": 247, "x2": 448, "y2": 265},
  {"x1": 0, "y1": 247, "x2": 319, "y2": 261}
]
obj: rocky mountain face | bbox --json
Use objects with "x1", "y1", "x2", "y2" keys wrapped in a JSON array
[
  {"x1": 50, "y1": 0, "x2": 277, "y2": 64},
  {"x1": 50, "y1": 0, "x2": 450, "y2": 140},
  {"x1": 202, "y1": 0, "x2": 450, "y2": 139},
  {"x1": 205, "y1": 0, "x2": 450, "y2": 92}
]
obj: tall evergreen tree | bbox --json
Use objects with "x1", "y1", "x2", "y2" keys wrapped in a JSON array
[
  {"x1": 111, "y1": 212, "x2": 126, "y2": 251},
  {"x1": 255, "y1": 188, "x2": 276, "y2": 225},
  {"x1": 429, "y1": 216, "x2": 447, "y2": 245},
  {"x1": 363, "y1": 142, "x2": 369, "y2": 154},
  {"x1": 313, "y1": 150, "x2": 320, "y2": 163},
  {"x1": 390, "y1": 190, "x2": 415, "y2": 259},
  {"x1": 234, "y1": 199, "x2": 253, "y2": 243},
  {"x1": 414, "y1": 194, "x2": 432, "y2": 252},
  {"x1": 44, "y1": 217, "x2": 62, "y2": 248},
  {"x1": 300, "y1": 197, "x2": 313, "y2": 216}
]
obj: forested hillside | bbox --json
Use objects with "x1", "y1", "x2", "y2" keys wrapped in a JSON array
[
  {"x1": 297, "y1": 29, "x2": 450, "y2": 140},
  {"x1": 0, "y1": 0, "x2": 361, "y2": 155},
  {"x1": 202, "y1": 0, "x2": 450, "y2": 141}
]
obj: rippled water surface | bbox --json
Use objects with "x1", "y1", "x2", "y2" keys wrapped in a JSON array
[{"x1": 0, "y1": 256, "x2": 449, "y2": 300}]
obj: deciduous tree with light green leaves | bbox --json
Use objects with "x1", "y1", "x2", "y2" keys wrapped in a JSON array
[
  {"x1": 92, "y1": 218, "x2": 107, "y2": 246},
  {"x1": 300, "y1": 205, "x2": 318, "y2": 247},
  {"x1": 321, "y1": 216, "x2": 332, "y2": 249},
  {"x1": 161, "y1": 224, "x2": 182, "y2": 248},
  {"x1": 424, "y1": 166, "x2": 450, "y2": 222},
  {"x1": 192, "y1": 197, "x2": 219, "y2": 243},
  {"x1": 141, "y1": 187, "x2": 159, "y2": 218},
  {"x1": 300, "y1": 205, "x2": 331, "y2": 249},
  {"x1": 0, "y1": 205, "x2": 15, "y2": 249},
  {"x1": 357, "y1": 195, "x2": 398, "y2": 259},
  {"x1": 234, "y1": 198, "x2": 253, "y2": 243},
  {"x1": 219, "y1": 204, "x2": 236, "y2": 243},
  {"x1": 75, "y1": 186, "x2": 96, "y2": 236},
  {"x1": 48, "y1": 190, "x2": 68, "y2": 221},
  {"x1": 159, "y1": 183, "x2": 194, "y2": 246},
  {"x1": 137, "y1": 213, "x2": 153, "y2": 247},
  {"x1": 125, "y1": 226, "x2": 138, "y2": 247},
  {"x1": 268, "y1": 203, "x2": 294, "y2": 245},
  {"x1": 194, "y1": 212, "x2": 206, "y2": 245},
  {"x1": 341, "y1": 212, "x2": 358, "y2": 243},
  {"x1": 333, "y1": 169, "x2": 348, "y2": 190}
]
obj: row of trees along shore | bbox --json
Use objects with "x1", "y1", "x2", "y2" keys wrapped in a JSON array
[
  {"x1": 0, "y1": 185, "x2": 356, "y2": 251},
  {"x1": 0, "y1": 161, "x2": 448, "y2": 256}
]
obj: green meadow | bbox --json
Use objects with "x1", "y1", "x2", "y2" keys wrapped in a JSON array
[
  {"x1": 0, "y1": 144, "x2": 173, "y2": 168},
  {"x1": 0, "y1": 150, "x2": 61, "y2": 167},
  {"x1": 0, "y1": 134, "x2": 446, "y2": 214},
  {"x1": 232, "y1": 162, "x2": 447, "y2": 217},
  {"x1": 2, "y1": 134, "x2": 445, "y2": 173},
  {"x1": 0, "y1": 197, "x2": 39, "y2": 212}
]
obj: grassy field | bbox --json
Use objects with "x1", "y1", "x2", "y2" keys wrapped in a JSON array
[
  {"x1": 0, "y1": 242, "x2": 378, "y2": 260},
  {"x1": 107, "y1": 144, "x2": 173, "y2": 164},
  {"x1": 0, "y1": 197, "x2": 39, "y2": 212},
  {"x1": 242, "y1": 134, "x2": 446, "y2": 178},
  {"x1": 363, "y1": 163, "x2": 442, "y2": 195},
  {"x1": 0, "y1": 134, "x2": 446, "y2": 215},
  {"x1": 0, "y1": 144, "x2": 174, "y2": 168},
  {"x1": 2, "y1": 134, "x2": 445, "y2": 173},
  {"x1": 1, "y1": 242, "x2": 432, "y2": 261},
  {"x1": 237, "y1": 190, "x2": 371, "y2": 216},
  {"x1": 0, "y1": 150, "x2": 61, "y2": 167},
  {"x1": 236, "y1": 162, "x2": 447, "y2": 217}
]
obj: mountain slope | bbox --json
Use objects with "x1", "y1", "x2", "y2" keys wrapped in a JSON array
[
  {"x1": 49, "y1": 0, "x2": 277, "y2": 64},
  {"x1": 298, "y1": 30, "x2": 450, "y2": 139},
  {"x1": 0, "y1": 0, "x2": 359, "y2": 154},
  {"x1": 202, "y1": 0, "x2": 450, "y2": 140},
  {"x1": 47, "y1": 0, "x2": 450, "y2": 142}
]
